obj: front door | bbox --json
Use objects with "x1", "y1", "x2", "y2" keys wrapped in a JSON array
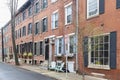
[{"x1": 45, "y1": 44, "x2": 49, "y2": 60}]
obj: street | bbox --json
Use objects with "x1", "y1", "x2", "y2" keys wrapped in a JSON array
[{"x1": 0, "y1": 62, "x2": 56, "y2": 80}]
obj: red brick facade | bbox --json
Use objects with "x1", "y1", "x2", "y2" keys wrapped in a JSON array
[
  {"x1": 2, "y1": 0, "x2": 77, "y2": 73},
  {"x1": 78, "y1": 0, "x2": 120, "y2": 79}
]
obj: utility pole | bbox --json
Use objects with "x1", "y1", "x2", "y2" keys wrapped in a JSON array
[
  {"x1": 30, "y1": 0, "x2": 34, "y2": 65},
  {"x1": 1, "y1": 28, "x2": 4, "y2": 62},
  {"x1": 75, "y1": 0, "x2": 79, "y2": 72}
]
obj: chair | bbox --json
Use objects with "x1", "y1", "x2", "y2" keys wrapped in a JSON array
[
  {"x1": 55, "y1": 62, "x2": 65, "y2": 72},
  {"x1": 49, "y1": 61, "x2": 56, "y2": 70}
]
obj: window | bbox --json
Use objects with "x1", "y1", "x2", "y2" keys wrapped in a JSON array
[
  {"x1": 117, "y1": 0, "x2": 120, "y2": 9},
  {"x1": 15, "y1": 31, "x2": 17, "y2": 39},
  {"x1": 65, "y1": 2, "x2": 72, "y2": 25},
  {"x1": 28, "y1": 23, "x2": 32, "y2": 35},
  {"x1": 35, "y1": 22, "x2": 40, "y2": 34},
  {"x1": 22, "y1": 26, "x2": 26, "y2": 36},
  {"x1": 51, "y1": 0, "x2": 57, "y2": 3},
  {"x1": 42, "y1": 17, "x2": 48, "y2": 32},
  {"x1": 40, "y1": 41, "x2": 43, "y2": 55},
  {"x1": 28, "y1": 7, "x2": 32, "y2": 16},
  {"x1": 34, "y1": 43, "x2": 37, "y2": 55},
  {"x1": 23, "y1": 11, "x2": 26, "y2": 20},
  {"x1": 87, "y1": 0, "x2": 105, "y2": 19},
  {"x1": 51, "y1": 11, "x2": 58, "y2": 29},
  {"x1": 41, "y1": 0, "x2": 48, "y2": 9},
  {"x1": 69, "y1": 35, "x2": 76, "y2": 54},
  {"x1": 56, "y1": 37, "x2": 64, "y2": 55},
  {"x1": 20, "y1": 28, "x2": 21, "y2": 37},
  {"x1": 88, "y1": 34, "x2": 110, "y2": 68},
  {"x1": 35, "y1": 2, "x2": 40, "y2": 13},
  {"x1": 18, "y1": 29, "x2": 20, "y2": 38}
]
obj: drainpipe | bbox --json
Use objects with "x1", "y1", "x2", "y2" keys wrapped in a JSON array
[
  {"x1": 75, "y1": 0, "x2": 79, "y2": 72},
  {"x1": 1, "y1": 28, "x2": 4, "y2": 62}
]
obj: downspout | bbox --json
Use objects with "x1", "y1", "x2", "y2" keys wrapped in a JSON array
[
  {"x1": 1, "y1": 28, "x2": 4, "y2": 62},
  {"x1": 75, "y1": 0, "x2": 79, "y2": 72}
]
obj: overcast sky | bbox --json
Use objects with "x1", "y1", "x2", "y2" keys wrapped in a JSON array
[{"x1": 0, "y1": 0, "x2": 27, "y2": 28}]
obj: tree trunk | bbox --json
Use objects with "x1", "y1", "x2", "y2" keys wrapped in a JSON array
[{"x1": 10, "y1": 0, "x2": 19, "y2": 65}]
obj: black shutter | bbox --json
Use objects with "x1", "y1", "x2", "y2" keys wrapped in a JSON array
[
  {"x1": 110, "y1": 31, "x2": 117, "y2": 69},
  {"x1": 46, "y1": 17, "x2": 48, "y2": 31},
  {"x1": 116, "y1": 0, "x2": 120, "y2": 9},
  {"x1": 83, "y1": 36, "x2": 88, "y2": 67},
  {"x1": 99, "y1": 0, "x2": 105, "y2": 14},
  {"x1": 41, "y1": 20, "x2": 43, "y2": 32}
]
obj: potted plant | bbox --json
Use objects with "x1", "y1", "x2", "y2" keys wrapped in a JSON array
[
  {"x1": 23, "y1": 52, "x2": 27, "y2": 59},
  {"x1": 28, "y1": 52, "x2": 32, "y2": 59}
]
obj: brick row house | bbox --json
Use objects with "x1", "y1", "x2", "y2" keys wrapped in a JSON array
[
  {"x1": 78, "y1": 0, "x2": 120, "y2": 79},
  {"x1": 2, "y1": 0, "x2": 77, "y2": 73},
  {"x1": 1, "y1": 0, "x2": 120, "y2": 79}
]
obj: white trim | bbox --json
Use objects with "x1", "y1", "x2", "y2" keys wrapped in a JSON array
[
  {"x1": 65, "y1": 2, "x2": 72, "y2": 25},
  {"x1": 51, "y1": 0, "x2": 57, "y2": 3},
  {"x1": 52, "y1": 10, "x2": 59, "y2": 14},
  {"x1": 89, "y1": 33, "x2": 110, "y2": 37},
  {"x1": 87, "y1": 0, "x2": 99, "y2": 19},
  {"x1": 88, "y1": 33, "x2": 110, "y2": 70},
  {"x1": 56, "y1": 36, "x2": 63, "y2": 38},
  {"x1": 44, "y1": 35, "x2": 55, "y2": 39},
  {"x1": 68, "y1": 33, "x2": 75, "y2": 36},
  {"x1": 64, "y1": 2, "x2": 73, "y2": 8},
  {"x1": 34, "y1": 20, "x2": 40, "y2": 23},
  {"x1": 51, "y1": 10, "x2": 59, "y2": 29},
  {"x1": 42, "y1": 16, "x2": 47, "y2": 20},
  {"x1": 88, "y1": 64, "x2": 110, "y2": 70}
]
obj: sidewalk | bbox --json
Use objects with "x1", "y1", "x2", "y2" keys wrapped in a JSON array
[
  {"x1": 19, "y1": 64, "x2": 82, "y2": 80},
  {"x1": 18, "y1": 64, "x2": 108, "y2": 80}
]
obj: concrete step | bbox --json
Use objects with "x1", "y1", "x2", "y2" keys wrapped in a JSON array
[{"x1": 85, "y1": 75, "x2": 108, "y2": 80}]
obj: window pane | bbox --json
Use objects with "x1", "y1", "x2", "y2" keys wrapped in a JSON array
[
  {"x1": 104, "y1": 35, "x2": 109, "y2": 43},
  {"x1": 104, "y1": 43, "x2": 108, "y2": 50},
  {"x1": 104, "y1": 51, "x2": 108, "y2": 57},
  {"x1": 104, "y1": 58, "x2": 108, "y2": 65}
]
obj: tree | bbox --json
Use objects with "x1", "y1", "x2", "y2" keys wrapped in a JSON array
[{"x1": 7, "y1": 0, "x2": 19, "y2": 65}]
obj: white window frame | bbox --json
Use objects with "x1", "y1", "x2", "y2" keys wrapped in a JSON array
[
  {"x1": 64, "y1": 2, "x2": 72, "y2": 25},
  {"x1": 51, "y1": 10, "x2": 59, "y2": 29},
  {"x1": 56, "y1": 36, "x2": 63, "y2": 56},
  {"x1": 88, "y1": 33, "x2": 110, "y2": 70},
  {"x1": 87, "y1": 0, "x2": 99, "y2": 19}
]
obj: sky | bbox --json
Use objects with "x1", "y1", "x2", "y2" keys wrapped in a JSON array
[{"x1": 0, "y1": 0, "x2": 27, "y2": 28}]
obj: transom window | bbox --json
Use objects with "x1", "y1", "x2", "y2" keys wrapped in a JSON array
[{"x1": 89, "y1": 34, "x2": 110, "y2": 66}]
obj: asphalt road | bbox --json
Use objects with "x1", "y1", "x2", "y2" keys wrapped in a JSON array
[{"x1": 0, "y1": 62, "x2": 56, "y2": 80}]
